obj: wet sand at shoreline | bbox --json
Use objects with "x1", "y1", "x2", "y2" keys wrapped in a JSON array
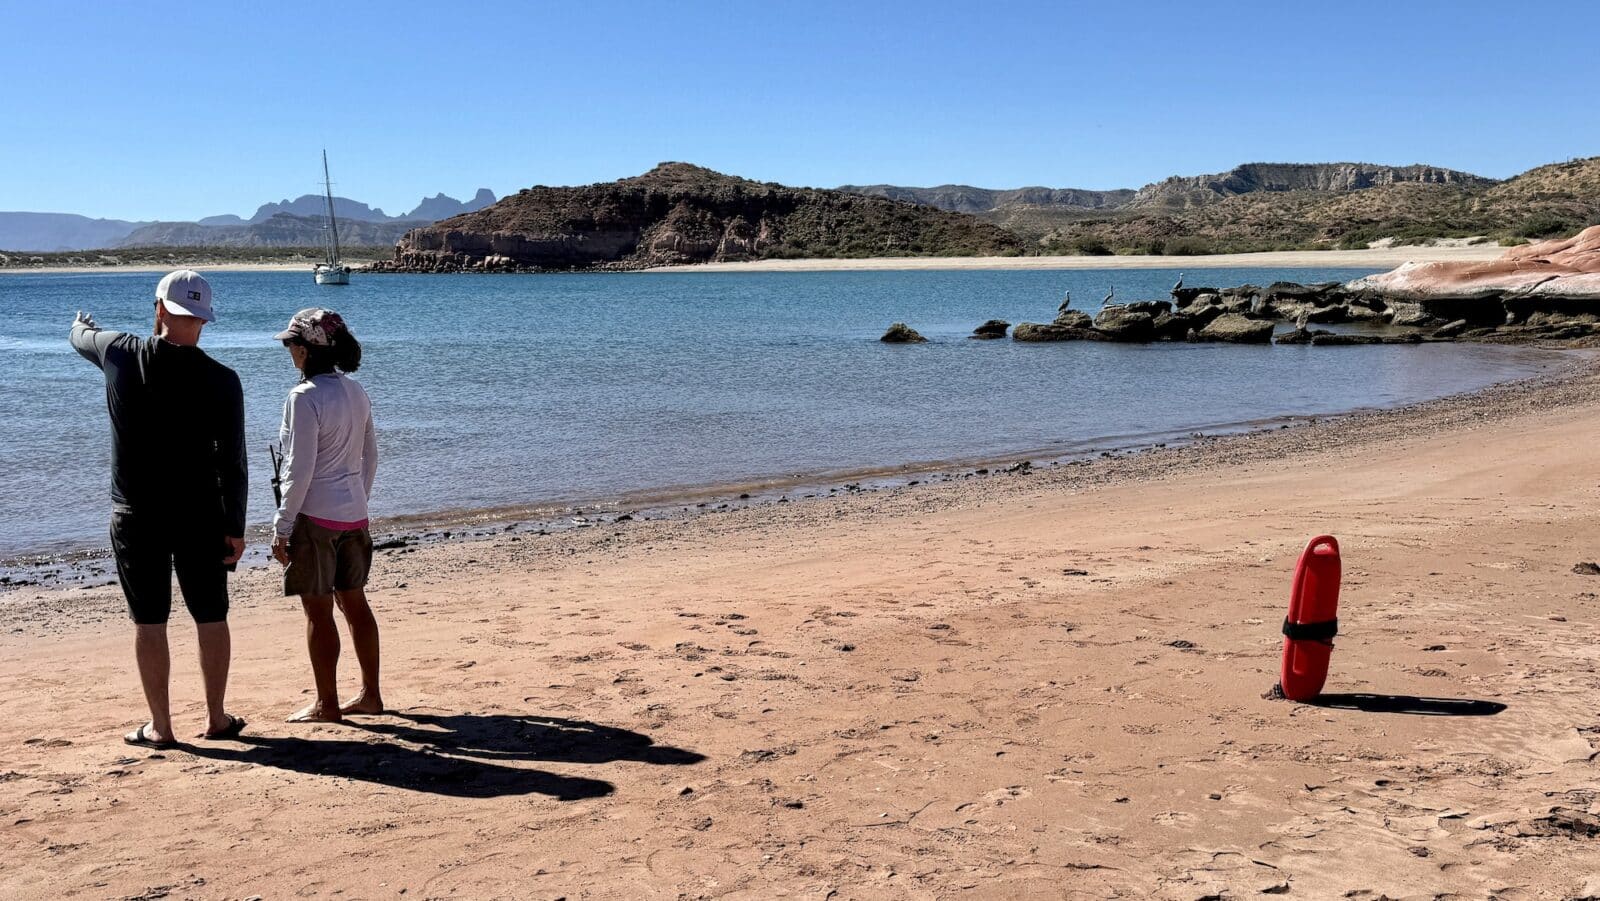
[{"x1": 4, "y1": 361, "x2": 1600, "y2": 897}]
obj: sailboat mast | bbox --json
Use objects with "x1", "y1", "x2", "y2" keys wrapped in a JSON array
[{"x1": 322, "y1": 150, "x2": 342, "y2": 266}]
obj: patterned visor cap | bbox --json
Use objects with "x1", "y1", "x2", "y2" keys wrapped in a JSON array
[{"x1": 273, "y1": 308, "x2": 347, "y2": 347}]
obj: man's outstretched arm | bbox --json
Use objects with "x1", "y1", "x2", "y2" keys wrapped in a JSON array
[{"x1": 69, "y1": 311, "x2": 119, "y2": 368}]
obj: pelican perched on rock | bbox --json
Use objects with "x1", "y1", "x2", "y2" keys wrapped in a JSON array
[
  {"x1": 1172, "y1": 273, "x2": 1185, "y2": 292},
  {"x1": 1057, "y1": 290, "x2": 1072, "y2": 313},
  {"x1": 1102, "y1": 284, "x2": 1115, "y2": 307}
]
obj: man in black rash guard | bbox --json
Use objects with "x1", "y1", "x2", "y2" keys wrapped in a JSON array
[{"x1": 71, "y1": 269, "x2": 249, "y2": 747}]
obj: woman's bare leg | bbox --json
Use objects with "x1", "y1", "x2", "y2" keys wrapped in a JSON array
[
  {"x1": 334, "y1": 587, "x2": 383, "y2": 714},
  {"x1": 288, "y1": 594, "x2": 342, "y2": 723}
]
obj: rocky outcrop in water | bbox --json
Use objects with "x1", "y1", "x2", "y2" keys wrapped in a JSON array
[
  {"x1": 1011, "y1": 301, "x2": 1271, "y2": 344},
  {"x1": 971, "y1": 320, "x2": 1010, "y2": 339},
  {"x1": 1349, "y1": 226, "x2": 1600, "y2": 303},
  {"x1": 1337, "y1": 226, "x2": 1600, "y2": 339},
  {"x1": 880, "y1": 323, "x2": 927, "y2": 343},
  {"x1": 369, "y1": 163, "x2": 1024, "y2": 272},
  {"x1": 998, "y1": 229, "x2": 1600, "y2": 347},
  {"x1": 1198, "y1": 314, "x2": 1275, "y2": 344}
]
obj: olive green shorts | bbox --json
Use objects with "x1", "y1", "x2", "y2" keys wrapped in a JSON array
[{"x1": 283, "y1": 515, "x2": 373, "y2": 597}]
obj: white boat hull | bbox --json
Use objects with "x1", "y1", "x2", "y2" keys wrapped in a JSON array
[{"x1": 314, "y1": 264, "x2": 350, "y2": 285}]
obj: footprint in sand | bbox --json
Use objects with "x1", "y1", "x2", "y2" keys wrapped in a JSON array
[
  {"x1": 981, "y1": 786, "x2": 1031, "y2": 806},
  {"x1": 23, "y1": 738, "x2": 71, "y2": 749}
]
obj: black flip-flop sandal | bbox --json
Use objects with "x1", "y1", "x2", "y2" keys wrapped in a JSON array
[
  {"x1": 202, "y1": 714, "x2": 247, "y2": 740},
  {"x1": 124, "y1": 724, "x2": 176, "y2": 749}
]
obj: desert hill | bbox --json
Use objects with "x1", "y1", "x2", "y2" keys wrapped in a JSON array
[
  {"x1": 839, "y1": 159, "x2": 1600, "y2": 253},
  {"x1": 378, "y1": 163, "x2": 1025, "y2": 271}
]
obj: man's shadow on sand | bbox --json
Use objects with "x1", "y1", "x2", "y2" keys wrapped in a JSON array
[
  {"x1": 184, "y1": 711, "x2": 705, "y2": 801},
  {"x1": 1310, "y1": 692, "x2": 1507, "y2": 716}
]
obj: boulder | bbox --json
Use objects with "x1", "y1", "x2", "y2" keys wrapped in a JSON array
[
  {"x1": 1342, "y1": 303, "x2": 1388, "y2": 322},
  {"x1": 1123, "y1": 300, "x2": 1173, "y2": 317},
  {"x1": 1385, "y1": 301, "x2": 1440, "y2": 327},
  {"x1": 1275, "y1": 327, "x2": 1335, "y2": 345},
  {"x1": 1309, "y1": 333, "x2": 1385, "y2": 346},
  {"x1": 1171, "y1": 287, "x2": 1218, "y2": 308},
  {"x1": 1493, "y1": 322, "x2": 1599, "y2": 341},
  {"x1": 1430, "y1": 319, "x2": 1471, "y2": 339},
  {"x1": 971, "y1": 319, "x2": 1010, "y2": 339},
  {"x1": 1382, "y1": 332, "x2": 1425, "y2": 344},
  {"x1": 1092, "y1": 305, "x2": 1156, "y2": 341},
  {"x1": 1304, "y1": 304, "x2": 1352, "y2": 324},
  {"x1": 1012, "y1": 322, "x2": 1108, "y2": 342},
  {"x1": 1220, "y1": 284, "x2": 1262, "y2": 303},
  {"x1": 1264, "y1": 281, "x2": 1346, "y2": 305},
  {"x1": 1151, "y1": 312, "x2": 1197, "y2": 341},
  {"x1": 1345, "y1": 227, "x2": 1600, "y2": 333},
  {"x1": 880, "y1": 322, "x2": 927, "y2": 343},
  {"x1": 1181, "y1": 302, "x2": 1227, "y2": 327},
  {"x1": 1053, "y1": 309, "x2": 1093, "y2": 329},
  {"x1": 1197, "y1": 314, "x2": 1275, "y2": 344},
  {"x1": 1504, "y1": 292, "x2": 1600, "y2": 326}
]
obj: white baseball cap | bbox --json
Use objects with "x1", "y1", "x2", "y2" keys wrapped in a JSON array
[{"x1": 155, "y1": 269, "x2": 215, "y2": 323}]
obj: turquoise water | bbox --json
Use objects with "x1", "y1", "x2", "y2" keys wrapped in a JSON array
[{"x1": 0, "y1": 266, "x2": 1572, "y2": 557}]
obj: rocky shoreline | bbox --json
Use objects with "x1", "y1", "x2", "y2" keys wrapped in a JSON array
[
  {"x1": 991, "y1": 277, "x2": 1597, "y2": 346},
  {"x1": 948, "y1": 226, "x2": 1600, "y2": 347}
]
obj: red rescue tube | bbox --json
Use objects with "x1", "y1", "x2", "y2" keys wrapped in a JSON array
[{"x1": 1279, "y1": 535, "x2": 1341, "y2": 701}]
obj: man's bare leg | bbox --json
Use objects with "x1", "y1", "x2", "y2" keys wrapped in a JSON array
[
  {"x1": 131, "y1": 624, "x2": 175, "y2": 743},
  {"x1": 195, "y1": 621, "x2": 237, "y2": 736},
  {"x1": 288, "y1": 594, "x2": 342, "y2": 723},
  {"x1": 334, "y1": 588, "x2": 383, "y2": 714}
]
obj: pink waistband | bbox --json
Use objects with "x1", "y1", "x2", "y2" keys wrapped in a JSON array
[{"x1": 307, "y1": 515, "x2": 369, "y2": 532}]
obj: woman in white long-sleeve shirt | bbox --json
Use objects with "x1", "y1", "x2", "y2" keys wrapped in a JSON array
[{"x1": 270, "y1": 308, "x2": 383, "y2": 724}]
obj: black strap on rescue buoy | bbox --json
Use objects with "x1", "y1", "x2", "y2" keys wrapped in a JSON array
[{"x1": 1282, "y1": 617, "x2": 1338, "y2": 642}]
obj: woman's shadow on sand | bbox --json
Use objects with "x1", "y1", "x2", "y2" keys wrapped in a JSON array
[
  {"x1": 185, "y1": 710, "x2": 705, "y2": 801},
  {"x1": 1309, "y1": 693, "x2": 1506, "y2": 716}
]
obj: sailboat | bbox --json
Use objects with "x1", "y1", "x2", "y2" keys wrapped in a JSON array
[{"x1": 313, "y1": 150, "x2": 350, "y2": 285}]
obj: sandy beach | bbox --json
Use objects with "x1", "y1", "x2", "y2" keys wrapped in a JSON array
[
  {"x1": 644, "y1": 245, "x2": 1509, "y2": 274},
  {"x1": 5, "y1": 358, "x2": 1600, "y2": 898}
]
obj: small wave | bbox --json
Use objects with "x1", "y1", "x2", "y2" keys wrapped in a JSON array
[{"x1": 0, "y1": 335, "x2": 64, "y2": 353}]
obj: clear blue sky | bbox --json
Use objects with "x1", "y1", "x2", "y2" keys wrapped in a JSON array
[{"x1": 4, "y1": 0, "x2": 1596, "y2": 221}]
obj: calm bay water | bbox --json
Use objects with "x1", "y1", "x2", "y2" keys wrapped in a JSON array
[{"x1": 0, "y1": 266, "x2": 1572, "y2": 557}]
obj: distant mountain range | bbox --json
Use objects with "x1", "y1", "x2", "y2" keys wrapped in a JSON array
[
  {"x1": 0, "y1": 213, "x2": 155, "y2": 254},
  {"x1": 840, "y1": 164, "x2": 1491, "y2": 217},
  {"x1": 117, "y1": 215, "x2": 423, "y2": 250},
  {"x1": 0, "y1": 188, "x2": 497, "y2": 251},
  {"x1": 835, "y1": 184, "x2": 1135, "y2": 215},
  {"x1": 9, "y1": 157, "x2": 1599, "y2": 257}
]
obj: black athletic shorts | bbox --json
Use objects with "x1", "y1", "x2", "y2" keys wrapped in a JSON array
[{"x1": 109, "y1": 510, "x2": 231, "y2": 625}]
